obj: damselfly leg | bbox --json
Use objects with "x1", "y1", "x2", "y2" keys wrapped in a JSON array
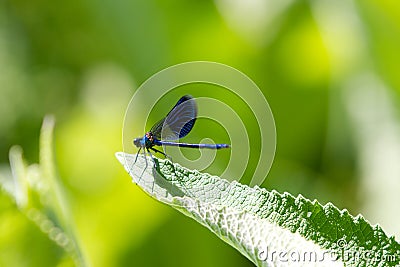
[{"x1": 150, "y1": 147, "x2": 173, "y2": 163}]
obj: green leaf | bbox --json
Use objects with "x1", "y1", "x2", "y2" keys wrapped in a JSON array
[
  {"x1": 0, "y1": 116, "x2": 86, "y2": 266},
  {"x1": 116, "y1": 152, "x2": 400, "y2": 267}
]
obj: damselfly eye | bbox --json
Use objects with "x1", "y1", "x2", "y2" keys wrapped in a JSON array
[{"x1": 133, "y1": 138, "x2": 141, "y2": 147}]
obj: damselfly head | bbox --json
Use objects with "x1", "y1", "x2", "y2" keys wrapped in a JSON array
[{"x1": 133, "y1": 137, "x2": 142, "y2": 148}]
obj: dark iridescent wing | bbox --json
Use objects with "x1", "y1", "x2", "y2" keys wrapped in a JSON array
[
  {"x1": 150, "y1": 95, "x2": 197, "y2": 141},
  {"x1": 165, "y1": 95, "x2": 197, "y2": 139},
  {"x1": 149, "y1": 117, "x2": 166, "y2": 139}
]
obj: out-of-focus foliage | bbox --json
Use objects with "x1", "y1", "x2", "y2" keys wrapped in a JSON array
[{"x1": 0, "y1": 0, "x2": 399, "y2": 266}]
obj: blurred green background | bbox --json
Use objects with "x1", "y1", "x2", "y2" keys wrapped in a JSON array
[{"x1": 1, "y1": 0, "x2": 400, "y2": 266}]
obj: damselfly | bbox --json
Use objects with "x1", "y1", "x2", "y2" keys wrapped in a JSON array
[{"x1": 132, "y1": 95, "x2": 230, "y2": 172}]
